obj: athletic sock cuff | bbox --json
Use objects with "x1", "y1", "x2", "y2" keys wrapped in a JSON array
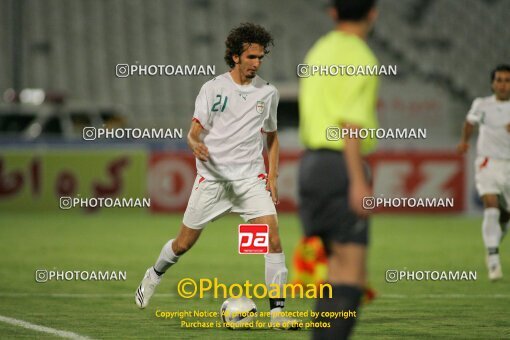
[
  {"x1": 166, "y1": 239, "x2": 179, "y2": 261},
  {"x1": 264, "y1": 252, "x2": 285, "y2": 263},
  {"x1": 484, "y1": 207, "x2": 500, "y2": 217}
]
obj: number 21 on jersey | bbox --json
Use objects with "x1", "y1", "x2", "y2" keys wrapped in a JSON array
[{"x1": 212, "y1": 94, "x2": 228, "y2": 112}]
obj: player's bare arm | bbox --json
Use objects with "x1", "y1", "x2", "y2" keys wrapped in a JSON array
[
  {"x1": 187, "y1": 120, "x2": 209, "y2": 162},
  {"x1": 266, "y1": 131, "x2": 279, "y2": 205},
  {"x1": 457, "y1": 120, "x2": 475, "y2": 154},
  {"x1": 343, "y1": 123, "x2": 372, "y2": 217}
]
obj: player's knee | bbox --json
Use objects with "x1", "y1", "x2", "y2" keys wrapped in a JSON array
[{"x1": 482, "y1": 195, "x2": 499, "y2": 208}]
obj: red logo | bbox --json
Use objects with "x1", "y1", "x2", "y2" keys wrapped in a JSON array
[{"x1": 238, "y1": 224, "x2": 269, "y2": 254}]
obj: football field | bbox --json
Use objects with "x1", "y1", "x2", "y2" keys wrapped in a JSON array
[{"x1": 0, "y1": 212, "x2": 509, "y2": 339}]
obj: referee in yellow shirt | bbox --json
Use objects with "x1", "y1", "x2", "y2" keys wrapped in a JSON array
[{"x1": 298, "y1": 1, "x2": 379, "y2": 339}]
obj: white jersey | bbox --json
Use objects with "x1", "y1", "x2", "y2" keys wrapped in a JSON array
[
  {"x1": 466, "y1": 95, "x2": 510, "y2": 160},
  {"x1": 192, "y1": 72, "x2": 279, "y2": 180}
]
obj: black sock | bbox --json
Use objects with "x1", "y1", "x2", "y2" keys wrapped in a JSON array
[
  {"x1": 153, "y1": 266, "x2": 164, "y2": 276},
  {"x1": 313, "y1": 284, "x2": 363, "y2": 340},
  {"x1": 488, "y1": 247, "x2": 499, "y2": 255},
  {"x1": 269, "y1": 298, "x2": 285, "y2": 310}
]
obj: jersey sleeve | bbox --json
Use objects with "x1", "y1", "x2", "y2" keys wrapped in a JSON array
[
  {"x1": 192, "y1": 84, "x2": 211, "y2": 130},
  {"x1": 263, "y1": 88, "x2": 279, "y2": 132},
  {"x1": 466, "y1": 98, "x2": 482, "y2": 124}
]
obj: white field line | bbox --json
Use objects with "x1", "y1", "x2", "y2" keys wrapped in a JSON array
[{"x1": 0, "y1": 315, "x2": 91, "y2": 339}]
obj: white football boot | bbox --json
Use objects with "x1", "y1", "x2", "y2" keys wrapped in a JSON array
[
  {"x1": 135, "y1": 267, "x2": 161, "y2": 308},
  {"x1": 487, "y1": 255, "x2": 503, "y2": 281}
]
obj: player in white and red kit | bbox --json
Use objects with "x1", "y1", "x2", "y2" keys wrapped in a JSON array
[
  {"x1": 135, "y1": 23, "x2": 299, "y2": 329},
  {"x1": 458, "y1": 64, "x2": 510, "y2": 281}
]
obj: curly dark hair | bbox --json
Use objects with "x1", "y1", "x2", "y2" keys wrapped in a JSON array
[{"x1": 224, "y1": 23, "x2": 274, "y2": 68}]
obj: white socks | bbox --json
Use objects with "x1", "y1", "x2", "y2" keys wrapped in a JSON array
[
  {"x1": 265, "y1": 252, "x2": 288, "y2": 287},
  {"x1": 265, "y1": 252, "x2": 288, "y2": 313},
  {"x1": 482, "y1": 208, "x2": 502, "y2": 251},
  {"x1": 154, "y1": 239, "x2": 180, "y2": 274}
]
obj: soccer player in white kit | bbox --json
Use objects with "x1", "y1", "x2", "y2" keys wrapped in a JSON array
[
  {"x1": 135, "y1": 23, "x2": 299, "y2": 329},
  {"x1": 458, "y1": 64, "x2": 510, "y2": 281}
]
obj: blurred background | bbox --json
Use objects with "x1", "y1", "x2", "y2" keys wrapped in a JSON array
[
  {"x1": 1, "y1": 0, "x2": 509, "y2": 213},
  {"x1": 2, "y1": 3, "x2": 510, "y2": 338}
]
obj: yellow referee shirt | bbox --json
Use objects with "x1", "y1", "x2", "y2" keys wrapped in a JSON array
[{"x1": 299, "y1": 30, "x2": 379, "y2": 154}]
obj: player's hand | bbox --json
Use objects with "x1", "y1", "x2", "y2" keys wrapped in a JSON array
[
  {"x1": 190, "y1": 141, "x2": 209, "y2": 161},
  {"x1": 506, "y1": 123, "x2": 510, "y2": 133},
  {"x1": 349, "y1": 180, "x2": 372, "y2": 217},
  {"x1": 266, "y1": 176, "x2": 279, "y2": 205},
  {"x1": 456, "y1": 142, "x2": 469, "y2": 154}
]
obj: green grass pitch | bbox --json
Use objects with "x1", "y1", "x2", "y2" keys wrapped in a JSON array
[{"x1": 0, "y1": 211, "x2": 509, "y2": 339}]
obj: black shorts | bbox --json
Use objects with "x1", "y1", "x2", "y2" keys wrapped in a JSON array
[{"x1": 298, "y1": 149, "x2": 369, "y2": 252}]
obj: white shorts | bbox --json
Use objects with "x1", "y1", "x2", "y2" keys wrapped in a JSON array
[
  {"x1": 182, "y1": 174, "x2": 277, "y2": 229},
  {"x1": 474, "y1": 156, "x2": 510, "y2": 208}
]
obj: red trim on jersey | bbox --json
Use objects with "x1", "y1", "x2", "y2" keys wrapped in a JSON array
[
  {"x1": 194, "y1": 176, "x2": 205, "y2": 190},
  {"x1": 480, "y1": 157, "x2": 489, "y2": 169},
  {"x1": 192, "y1": 117, "x2": 204, "y2": 129},
  {"x1": 258, "y1": 174, "x2": 267, "y2": 180}
]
